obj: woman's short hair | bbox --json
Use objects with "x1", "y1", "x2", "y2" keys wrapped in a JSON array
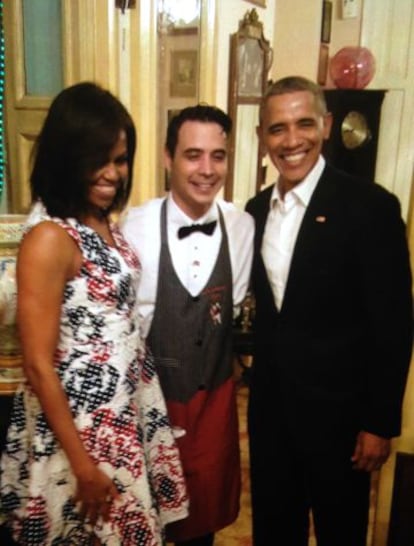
[{"x1": 30, "y1": 82, "x2": 136, "y2": 218}]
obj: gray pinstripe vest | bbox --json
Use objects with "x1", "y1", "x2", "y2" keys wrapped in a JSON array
[{"x1": 148, "y1": 199, "x2": 233, "y2": 403}]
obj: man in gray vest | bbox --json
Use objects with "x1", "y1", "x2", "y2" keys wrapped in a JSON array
[{"x1": 122, "y1": 104, "x2": 254, "y2": 546}]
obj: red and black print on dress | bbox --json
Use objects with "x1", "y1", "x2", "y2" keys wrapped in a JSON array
[{"x1": 0, "y1": 208, "x2": 188, "y2": 546}]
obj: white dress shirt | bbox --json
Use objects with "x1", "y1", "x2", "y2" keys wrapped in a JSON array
[
  {"x1": 166, "y1": 197, "x2": 221, "y2": 297},
  {"x1": 122, "y1": 194, "x2": 254, "y2": 337},
  {"x1": 262, "y1": 156, "x2": 325, "y2": 310}
]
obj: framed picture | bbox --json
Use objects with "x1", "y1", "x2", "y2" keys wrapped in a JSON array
[
  {"x1": 321, "y1": 0, "x2": 332, "y2": 43},
  {"x1": 317, "y1": 44, "x2": 329, "y2": 85},
  {"x1": 243, "y1": 0, "x2": 266, "y2": 7},
  {"x1": 237, "y1": 38, "x2": 264, "y2": 98},
  {"x1": 170, "y1": 50, "x2": 198, "y2": 98}
]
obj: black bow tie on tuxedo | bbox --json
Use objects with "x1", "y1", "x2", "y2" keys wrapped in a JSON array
[{"x1": 177, "y1": 220, "x2": 217, "y2": 239}]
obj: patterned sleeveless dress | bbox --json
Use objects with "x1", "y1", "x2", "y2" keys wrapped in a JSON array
[{"x1": 0, "y1": 207, "x2": 188, "y2": 546}]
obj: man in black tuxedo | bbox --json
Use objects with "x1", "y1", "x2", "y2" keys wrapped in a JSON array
[{"x1": 245, "y1": 76, "x2": 413, "y2": 546}]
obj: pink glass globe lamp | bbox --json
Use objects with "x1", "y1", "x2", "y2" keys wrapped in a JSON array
[{"x1": 329, "y1": 46, "x2": 376, "y2": 89}]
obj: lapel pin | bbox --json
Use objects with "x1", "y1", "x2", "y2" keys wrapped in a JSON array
[{"x1": 316, "y1": 216, "x2": 326, "y2": 223}]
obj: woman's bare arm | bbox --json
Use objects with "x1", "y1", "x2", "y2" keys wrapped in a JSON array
[{"x1": 17, "y1": 221, "x2": 118, "y2": 522}]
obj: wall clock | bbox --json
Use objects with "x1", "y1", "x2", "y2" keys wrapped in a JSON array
[
  {"x1": 341, "y1": 110, "x2": 371, "y2": 149},
  {"x1": 322, "y1": 89, "x2": 386, "y2": 181}
]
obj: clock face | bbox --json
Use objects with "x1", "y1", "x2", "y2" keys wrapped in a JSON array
[{"x1": 341, "y1": 110, "x2": 371, "y2": 150}]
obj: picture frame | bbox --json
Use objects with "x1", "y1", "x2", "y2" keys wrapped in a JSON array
[
  {"x1": 169, "y1": 49, "x2": 198, "y2": 98},
  {"x1": 170, "y1": 26, "x2": 198, "y2": 37},
  {"x1": 243, "y1": 0, "x2": 267, "y2": 7},
  {"x1": 237, "y1": 38, "x2": 265, "y2": 98},
  {"x1": 317, "y1": 44, "x2": 329, "y2": 86},
  {"x1": 321, "y1": 0, "x2": 332, "y2": 44}
]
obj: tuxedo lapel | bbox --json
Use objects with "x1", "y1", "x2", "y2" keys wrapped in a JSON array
[
  {"x1": 281, "y1": 169, "x2": 334, "y2": 312},
  {"x1": 246, "y1": 185, "x2": 280, "y2": 317},
  {"x1": 253, "y1": 187, "x2": 273, "y2": 248},
  {"x1": 248, "y1": 171, "x2": 337, "y2": 315}
]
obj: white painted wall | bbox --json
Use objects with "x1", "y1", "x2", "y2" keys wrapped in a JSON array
[
  {"x1": 362, "y1": 0, "x2": 414, "y2": 221},
  {"x1": 270, "y1": 0, "x2": 321, "y2": 81},
  {"x1": 359, "y1": 2, "x2": 414, "y2": 544}
]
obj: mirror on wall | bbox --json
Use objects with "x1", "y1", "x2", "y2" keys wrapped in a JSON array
[
  {"x1": 157, "y1": 0, "x2": 201, "y2": 193},
  {"x1": 226, "y1": 9, "x2": 272, "y2": 209}
]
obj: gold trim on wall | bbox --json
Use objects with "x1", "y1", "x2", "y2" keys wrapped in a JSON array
[
  {"x1": 199, "y1": 0, "x2": 217, "y2": 104},
  {"x1": 317, "y1": 44, "x2": 329, "y2": 85},
  {"x1": 321, "y1": 0, "x2": 332, "y2": 43}
]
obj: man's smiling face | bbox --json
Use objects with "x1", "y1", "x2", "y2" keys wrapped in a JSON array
[
  {"x1": 165, "y1": 120, "x2": 228, "y2": 220},
  {"x1": 259, "y1": 90, "x2": 332, "y2": 194}
]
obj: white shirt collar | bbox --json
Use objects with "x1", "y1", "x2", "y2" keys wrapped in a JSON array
[
  {"x1": 270, "y1": 156, "x2": 326, "y2": 209},
  {"x1": 167, "y1": 193, "x2": 218, "y2": 227}
]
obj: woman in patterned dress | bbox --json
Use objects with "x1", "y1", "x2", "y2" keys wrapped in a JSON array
[{"x1": 0, "y1": 82, "x2": 188, "y2": 545}]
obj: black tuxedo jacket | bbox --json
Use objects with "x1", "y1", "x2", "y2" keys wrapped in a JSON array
[{"x1": 246, "y1": 163, "x2": 413, "y2": 452}]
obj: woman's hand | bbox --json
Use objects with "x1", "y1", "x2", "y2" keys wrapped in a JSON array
[{"x1": 74, "y1": 464, "x2": 120, "y2": 525}]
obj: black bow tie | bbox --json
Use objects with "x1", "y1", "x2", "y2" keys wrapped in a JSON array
[{"x1": 177, "y1": 220, "x2": 217, "y2": 239}]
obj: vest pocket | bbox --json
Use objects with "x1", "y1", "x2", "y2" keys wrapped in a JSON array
[{"x1": 153, "y1": 356, "x2": 196, "y2": 403}]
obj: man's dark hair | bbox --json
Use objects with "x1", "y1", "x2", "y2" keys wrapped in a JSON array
[
  {"x1": 30, "y1": 81, "x2": 136, "y2": 219},
  {"x1": 165, "y1": 104, "x2": 232, "y2": 157},
  {"x1": 260, "y1": 76, "x2": 328, "y2": 123}
]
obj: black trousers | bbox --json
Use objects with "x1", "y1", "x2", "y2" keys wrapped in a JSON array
[{"x1": 249, "y1": 422, "x2": 370, "y2": 546}]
